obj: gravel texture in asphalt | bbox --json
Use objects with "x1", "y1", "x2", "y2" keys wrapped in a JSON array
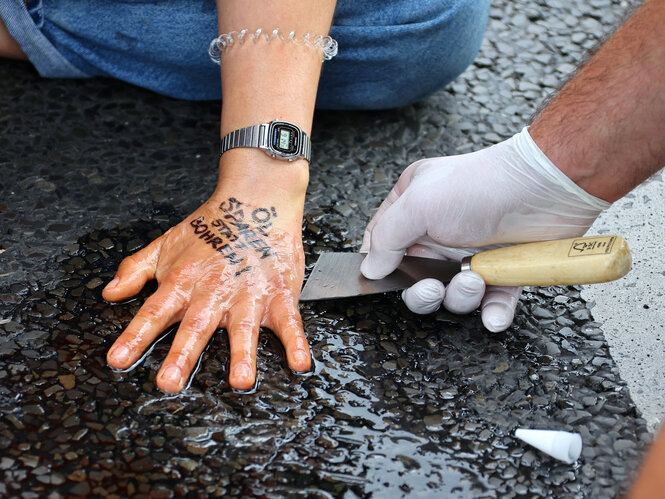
[{"x1": 0, "y1": 0, "x2": 651, "y2": 497}]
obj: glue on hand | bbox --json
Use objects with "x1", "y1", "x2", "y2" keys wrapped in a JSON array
[{"x1": 515, "y1": 428, "x2": 582, "y2": 464}]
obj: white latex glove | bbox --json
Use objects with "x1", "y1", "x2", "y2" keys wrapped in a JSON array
[{"x1": 360, "y1": 127, "x2": 610, "y2": 332}]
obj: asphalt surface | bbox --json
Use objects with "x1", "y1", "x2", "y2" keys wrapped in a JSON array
[{"x1": 1, "y1": 0, "x2": 662, "y2": 496}]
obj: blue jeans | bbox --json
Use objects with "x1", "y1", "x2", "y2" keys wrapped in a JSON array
[{"x1": 0, "y1": 0, "x2": 490, "y2": 109}]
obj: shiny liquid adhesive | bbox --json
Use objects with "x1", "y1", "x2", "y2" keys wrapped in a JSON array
[{"x1": 0, "y1": 212, "x2": 647, "y2": 497}]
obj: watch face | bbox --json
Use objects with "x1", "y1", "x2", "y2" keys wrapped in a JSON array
[{"x1": 270, "y1": 122, "x2": 299, "y2": 156}]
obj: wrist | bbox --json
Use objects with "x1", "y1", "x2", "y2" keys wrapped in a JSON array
[
  {"x1": 512, "y1": 127, "x2": 611, "y2": 211},
  {"x1": 528, "y1": 120, "x2": 599, "y2": 196},
  {"x1": 220, "y1": 119, "x2": 311, "y2": 164},
  {"x1": 216, "y1": 147, "x2": 309, "y2": 201}
]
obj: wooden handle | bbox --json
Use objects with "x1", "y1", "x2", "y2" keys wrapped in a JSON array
[{"x1": 469, "y1": 235, "x2": 632, "y2": 286}]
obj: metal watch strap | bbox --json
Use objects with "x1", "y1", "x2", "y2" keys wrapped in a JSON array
[
  {"x1": 220, "y1": 123, "x2": 268, "y2": 154},
  {"x1": 219, "y1": 122, "x2": 311, "y2": 162},
  {"x1": 299, "y1": 131, "x2": 312, "y2": 162}
]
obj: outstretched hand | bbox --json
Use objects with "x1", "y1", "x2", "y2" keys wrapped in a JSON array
[{"x1": 103, "y1": 192, "x2": 310, "y2": 392}]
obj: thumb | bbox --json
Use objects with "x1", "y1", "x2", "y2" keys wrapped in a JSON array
[
  {"x1": 361, "y1": 159, "x2": 426, "y2": 253},
  {"x1": 102, "y1": 237, "x2": 163, "y2": 302},
  {"x1": 401, "y1": 279, "x2": 446, "y2": 315},
  {"x1": 360, "y1": 199, "x2": 424, "y2": 279},
  {"x1": 360, "y1": 246, "x2": 407, "y2": 280},
  {"x1": 360, "y1": 187, "x2": 402, "y2": 253}
]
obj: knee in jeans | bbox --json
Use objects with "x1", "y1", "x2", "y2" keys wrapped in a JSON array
[
  {"x1": 369, "y1": 0, "x2": 490, "y2": 109},
  {"x1": 319, "y1": 0, "x2": 490, "y2": 110}
]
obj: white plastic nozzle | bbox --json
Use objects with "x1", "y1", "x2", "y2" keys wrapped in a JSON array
[{"x1": 514, "y1": 428, "x2": 582, "y2": 464}]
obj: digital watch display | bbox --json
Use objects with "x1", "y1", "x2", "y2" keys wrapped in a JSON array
[
  {"x1": 270, "y1": 122, "x2": 299, "y2": 156},
  {"x1": 219, "y1": 120, "x2": 311, "y2": 162}
]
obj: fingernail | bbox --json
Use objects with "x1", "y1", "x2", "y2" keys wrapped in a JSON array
[
  {"x1": 232, "y1": 364, "x2": 251, "y2": 380},
  {"x1": 294, "y1": 350, "x2": 308, "y2": 365},
  {"x1": 360, "y1": 253, "x2": 391, "y2": 280},
  {"x1": 359, "y1": 255, "x2": 376, "y2": 279},
  {"x1": 105, "y1": 277, "x2": 120, "y2": 290},
  {"x1": 483, "y1": 303, "x2": 513, "y2": 333},
  {"x1": 161, "y1": 365, "x2": 182, "y2": 385},
  {"x1": 110, "y1": 345, "x2": 130, "y2": 364},
  {"x1": 459, "y1": 273, "x2": 485, "y2": 295}
]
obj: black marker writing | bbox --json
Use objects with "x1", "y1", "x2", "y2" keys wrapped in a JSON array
[{"x1": 189, "y1": 197, "x2": 279, "y2": 274}]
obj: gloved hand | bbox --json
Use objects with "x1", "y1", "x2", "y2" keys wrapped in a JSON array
[{"x1": 360, "y1": 127, "x2": 610, "y2": 332}]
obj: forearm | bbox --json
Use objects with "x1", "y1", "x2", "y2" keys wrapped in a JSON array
[
  {"x1": 215, "y1": 0, "x2": 336, "y2": 200},
  {"x1": 629, "y1": 424, "x2": 665, "y2": 498},
  {"x1": 530, "y1": 0, "x2": 665, "y2": 202}
]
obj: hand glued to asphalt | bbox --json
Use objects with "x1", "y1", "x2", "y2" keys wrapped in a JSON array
[{"x1": 102, "y1": 195, "x2": 310, "y2": 393}]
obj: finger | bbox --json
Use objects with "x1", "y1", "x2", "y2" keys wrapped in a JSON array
[
  {"x1": 360, "y1": 197, "x2": 424, "y2": 279},
  {"x1": 226, "y1": 300, "x2": 263, "y2": 391},
  {"x1": 106, "y1": 284, "x2": 185, "y2": 370},
  {"x1": 481, "y1": 286, "x2": 522, "y2": 333},
  {"x1": 360, "y1": 159, "x2": 426, "y2": 253},
  {"x1": 443, "y1": 271, "x2": 486, "y2": 315},
  {"x1": 402, "y1": 279, "x2": 445, "y2": 315},
  {"x1": 360, "y1": 188, "x2": 401, "y2": 253},
  {"x1": 102, "y1": 236, "x2": 164, "y2": 302},
  {"x1": 407, "y1": 242, "x2": 474, "y2": 262},
  {"x1": 406, "y1": 244, "x2": 444, "y2": 259},
  {"x1": 156, "y1": 299, "x2": 222, "y2": 393},
  {"x1": 267, "y1": 294, "x2": 311, "y2": 372}
]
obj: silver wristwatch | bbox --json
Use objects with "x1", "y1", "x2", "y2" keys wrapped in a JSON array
[{"x1": 219, "y1": 120, "x2": 311, "y2": 162}]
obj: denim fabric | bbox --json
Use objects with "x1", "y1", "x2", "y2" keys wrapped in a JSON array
[
  {"x1": 0, "y1": 0, "x2": 88, "y2": 78},
  {"x1": 1, "y1": 0, "x2": 490, "y2": 109},
  {"x1": 322, "y1": 0, "x2": 491, "y2": 109}
]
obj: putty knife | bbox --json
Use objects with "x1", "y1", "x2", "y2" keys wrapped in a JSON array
[{"x1": 299, "y1": 235, "x2": 631, "y2": 301}]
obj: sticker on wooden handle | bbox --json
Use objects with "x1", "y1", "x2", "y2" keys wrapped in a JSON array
[{"x1": 567, "y1": 235, "x2": 616, "y2": 257}]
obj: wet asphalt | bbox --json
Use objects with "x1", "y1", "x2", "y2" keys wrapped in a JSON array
[{"x1": 0, "y1": 0, "x2": 655, "y2": 497}]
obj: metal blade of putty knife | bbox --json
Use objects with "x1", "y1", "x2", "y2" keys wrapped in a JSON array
[
  {"x1": 300, "y1": 236, "x2": 633, "y2": 301},
  {"x1": 299, "y1": 253, "x2": 461, "y2": 301}
]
